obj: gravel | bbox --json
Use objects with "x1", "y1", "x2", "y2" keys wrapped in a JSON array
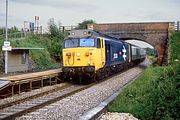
[
  {"x1": 16, "y1": 58, "x2": 150, "y2": 120},
  {"x1": 100, "y1": 112, "x2": 138, "y2": 120}
]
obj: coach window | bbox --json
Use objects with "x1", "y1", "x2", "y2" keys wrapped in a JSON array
[{"x1": 97, "y1": 38, "x2": 101, "y2": 48}]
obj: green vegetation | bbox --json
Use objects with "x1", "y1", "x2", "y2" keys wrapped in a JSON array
[
  {"x1": 77, "y1": 19, "x2": 96, "y2": 29},
  {"x1": 11, "y1": 35, "x2": 60, "y2": 69},
  {"x1": 145, "y1": 47, "x2": 157, "y2": 56},
  {"x1": 145, "y1": 47, "x2": 157, "y2": 65},
  {"x1": 0, "y1": 26, "x2": 19, "y2": 35},
  {"x1": 108, "y1": 32, "x2": 180, "y2": 120},
  {"x1": 0, "y1": 20, "x2": 65, "y2": 70},
  {"x1": 148, "y1": 56, "x2": 157, "y2": 65},
  {"x1": 0, "y1": 26, "x2": 23, "y2": 40},
  {"x1": 47, "y1": 20, "x2": 65, "y2": 62},
  {"x1": 171, "y1": 32, "x2": 180, "y2": 63}
]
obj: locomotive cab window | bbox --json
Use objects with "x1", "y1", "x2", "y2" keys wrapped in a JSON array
[
  {"x1": 64, "y1": 38, "x2": 95, "y2": 48},
  {"x1": 64, "y1": 39, "x2": 79, "y2": 48},
  {"x1": 80, "y1": 38, "x2": 94, "y2": 47}
]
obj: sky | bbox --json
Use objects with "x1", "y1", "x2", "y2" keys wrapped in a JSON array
[
  {"x1": 0, "y1": 0, "x2": 180, "y2": 29},
  {"x1": 0, "y1": 0, "x2": 179, "y2": 48}
]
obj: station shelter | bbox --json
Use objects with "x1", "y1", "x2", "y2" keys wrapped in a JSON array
[{"x1": 0, "y1": 48, "x2": 44, "y2": 73}]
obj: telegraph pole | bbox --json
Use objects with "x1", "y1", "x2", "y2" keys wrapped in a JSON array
[{"x1": 5, "y1": 0, "x2": 8, "y2": 74}]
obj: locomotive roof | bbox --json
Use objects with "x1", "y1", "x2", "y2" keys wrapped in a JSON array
[
  {"x1": 67, "y1": 29, "x2": 144, "y2": 50},
  {"x1": 67, "y1": 29, "x2": 98, "y2": 38},
  {"x1": 67, "y1": 29, "x2": 120, "y2": 40}
]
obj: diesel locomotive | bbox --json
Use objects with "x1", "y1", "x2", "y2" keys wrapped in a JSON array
[{"x1": 62, "y1": 29, "x2": 146, "y2": 82}]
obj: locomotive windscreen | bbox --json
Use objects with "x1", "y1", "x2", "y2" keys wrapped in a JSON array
[
  {"x1": 64, "y1": 39, "x2": 79, "y2": 48},
  {"x1": 64, "y1": 38, "x2": 95, "y2": 48},
  {"x1": 80, "y1": 38, "x2": 94, "y2": 47}
]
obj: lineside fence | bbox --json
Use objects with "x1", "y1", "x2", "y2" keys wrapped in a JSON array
[
  {"x1": 0, "y1": 32, "x2": 26, "y2": 40},
  {"x1": 175, "y1": 21, "x2": 180, "y2": 31},
  {"x1": 0, "y1": 31, "x2": 44, "y2": 41},
  {"x1": 0, "y1": 26, "x2": 77, "y2": 40}
]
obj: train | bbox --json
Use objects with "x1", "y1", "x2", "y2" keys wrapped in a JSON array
[{"x1": 62, "y1": 29, "x2": 146, "y2": 83}]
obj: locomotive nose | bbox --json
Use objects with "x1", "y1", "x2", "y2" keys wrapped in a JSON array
[{"x1": 63, "y1": 48, "x2": 95, "y2": 67}]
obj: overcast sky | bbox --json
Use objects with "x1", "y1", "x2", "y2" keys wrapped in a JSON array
[{"x1": 0, "y1": 0, "x2": 180, "y2": 30}]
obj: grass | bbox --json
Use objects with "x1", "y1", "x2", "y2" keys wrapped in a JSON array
[
  {"x1": 148, "y1": 55, "x2": 157, "y2": 65},
  {"x1": 0, "y1": 28, "x2": 65, "y2": 70},
  {"x1": 10, "y1": 35, "x2": 59, "y2": 69},
  {"x1": 108, "y1": 32, "x2": 180, "y2": 120},
  {"x1": 171, "y1": 32, "x2": 180, "y2": 63}
]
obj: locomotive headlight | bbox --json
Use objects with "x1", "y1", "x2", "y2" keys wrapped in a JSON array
[
  {"x1": 83, "y1": 31, "x2": 87, "y2": 35},
  {"x1": 66, "y1": 52, "x2": 71, "y2": 56},
  {"x1": 71, "y1": 32, "x2": 75, "y2": 35},
  {"x1": 85, "y1": 51, "x2": 89, "y2": 56},
  {"x1": 76, "y1": 53, "x2": 80, "y2": 57}
]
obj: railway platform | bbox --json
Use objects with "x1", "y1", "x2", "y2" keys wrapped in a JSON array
[{"x1": 0, "y1": 69, "x2": 62, "y2": 96}]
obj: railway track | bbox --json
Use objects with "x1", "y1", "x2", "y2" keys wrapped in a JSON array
[
  {"x1": 0, "y1": 82, "x2": 97, "y2": 120},
  {"x1": 0, "y1": 71, "x2": 121, "y2": 120},
  {"x1": 0, "y1": 83, "x2": 72, "y2": 110},
  {"x1": 0, "y1": 60, "x2": 149, "y2": 120},
  {"x1": 15, "y1": 58, "x2": 150, "y2": 120}
]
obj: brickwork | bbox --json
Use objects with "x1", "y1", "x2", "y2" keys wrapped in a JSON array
[{"x1": 88, "y1": 22, "x2": 173, "y2": 65}]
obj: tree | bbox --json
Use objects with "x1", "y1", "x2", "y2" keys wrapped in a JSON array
[
  {"x1": 0, "y1": 28, "x2": 5, "y2": 35},
  {"x1": 47, "y1": 19, "x2": 65, "y2": 62},
  {"x1": 145, "y1": 47, "x2": 157, "y2": 56},
  {"x1": 77, "y1": 19, "x2": 96, "y2": 29}
]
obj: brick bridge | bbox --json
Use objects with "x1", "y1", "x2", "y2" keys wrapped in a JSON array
[{"x1": 88, "y1": 22, "x2": 174, "y2": 65}]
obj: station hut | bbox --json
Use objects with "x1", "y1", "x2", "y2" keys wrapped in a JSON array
[{"x1": 0, "y1": 47, "x2": 44, "y2": 73}]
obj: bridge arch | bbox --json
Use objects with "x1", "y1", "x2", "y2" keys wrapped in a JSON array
[
  {"x1": 88, "y1": 22, "x2": 174, "y2": 65},
  {"x1": 125, "y1": 39, "x2": 157, "y2": 57}
]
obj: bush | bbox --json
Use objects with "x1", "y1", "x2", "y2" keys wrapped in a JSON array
[
  {"x1": 108, "y1": 65, "x2": 180, "y2": 119},
  {"x1": 108, "y1": 32, "x2": 180, "y2": 120},
  {"x1": 47, "y1": 20, "x2": 65, "y2": 62}
]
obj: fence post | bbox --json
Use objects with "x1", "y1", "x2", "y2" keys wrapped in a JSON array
[{"x1": 177, "y1": 21, "x2": 179, "y2": 31}]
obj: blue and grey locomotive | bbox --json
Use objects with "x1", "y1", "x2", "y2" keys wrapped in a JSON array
[{"x1": 62, "y1": 29, "x2": 146, "y2": 82}]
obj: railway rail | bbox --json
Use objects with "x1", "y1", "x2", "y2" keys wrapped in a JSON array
[
  {"x1": 0, "y1": 83, "x2": 72, "y2": 110},
  {"x1": 0, "y1": 80, "x2": 103, "y2": 120}
]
